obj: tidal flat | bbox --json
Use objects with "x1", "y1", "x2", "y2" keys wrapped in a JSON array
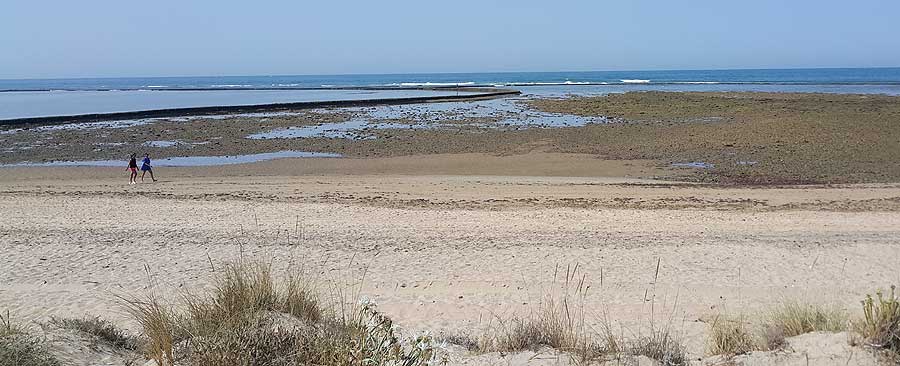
[{"x1": 3, "y1": 92, "x2": 899, "y2": 184}]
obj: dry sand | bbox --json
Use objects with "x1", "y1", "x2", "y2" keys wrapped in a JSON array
[{"x1": 1, "y1": 153, "x2": 899, "y2": 365}]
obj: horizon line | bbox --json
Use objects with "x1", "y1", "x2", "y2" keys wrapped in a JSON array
[{"x1": 3, "y1": 66, "x2": 900, "y2": 82}]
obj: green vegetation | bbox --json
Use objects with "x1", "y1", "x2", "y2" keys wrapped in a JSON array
[
  {"x1": 708, "y1": 302, "x2": 849, "y2": 357},
  {"x1": 4, "y1": 260, "x2": 895, "y2": 365},
  {"x1": 438, "y1": 266, "x2": 688, "y2": 365},
  {"x1": 707, "y1": 317, "x2": 759, "y2": 356},
  {"x1": 47, "y1": 316, "x2": 139, "y2": 351},
  {"x1": 0, "y1": 311, "x2": 60, "y2": 366},
  {"x1": 858, "y1": 286, "x2": 900, "y2": 358},
  {"x1": 767, "y1": 301, "x2": 847, "y2": 337},
  {"x1": 123, "y1": 261, "x2": 446, "y2": 366}
]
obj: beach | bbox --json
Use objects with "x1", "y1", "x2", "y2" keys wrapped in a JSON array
[
  {"x1": 3, "y1": 0, "x2": 900, "y2": 360},
  {"x1": 2, "y1": 90, "x2": 900, "y2": 364},
  {"x1": 3, "y1": 155, "x2": 900, "y2": 364}
]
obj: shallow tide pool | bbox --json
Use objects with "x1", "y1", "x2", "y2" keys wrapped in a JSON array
[{"x1": 1, "y1": 151, "x2": 342, "y2": 167}]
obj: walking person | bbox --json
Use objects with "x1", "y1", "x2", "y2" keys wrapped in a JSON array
[
  {"x1": 141, "y1": 153, "x2": 157, "y2": 182},
  {"x1": 127, "y1": 153, "x2": 138, "y2": 185}
]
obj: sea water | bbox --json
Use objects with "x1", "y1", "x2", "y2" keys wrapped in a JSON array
[
  {"x1": 3, "y1": 68, "x2": 900, "y2": 91},
  {"x1": 2, "y1": 68, "x2": 900, "y2": 120}
]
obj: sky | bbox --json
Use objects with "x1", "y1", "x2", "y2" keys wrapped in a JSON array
[{"x1": 2, "y1": 0, "x2": 899, "y2": 79}]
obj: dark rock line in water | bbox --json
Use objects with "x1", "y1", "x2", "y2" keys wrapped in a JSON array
[
  {"x1": 0, "y1": 86, "x2": 510, "y2": 92},
  {"x1": 0, "y1": 88, "x2": 520, "y2": 128}
]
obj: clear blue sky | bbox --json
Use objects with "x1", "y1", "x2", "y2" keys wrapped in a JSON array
[{"x1": 2, "y1": 0, "x2": 899, "y2": 79}]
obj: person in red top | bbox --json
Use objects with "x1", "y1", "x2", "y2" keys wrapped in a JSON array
[{"x1": 127, "y1": 153, "x2": 138, "y2": 185}]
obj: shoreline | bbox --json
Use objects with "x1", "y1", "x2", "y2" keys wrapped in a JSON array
[
  {"x1": 0, "y1": 87, "x2": 519, "y2": 127},
  {"x1": 2, "y1": 153, "x2": 899, "y2": 212}
]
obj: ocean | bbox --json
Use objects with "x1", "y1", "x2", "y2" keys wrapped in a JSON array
[
  {"x1": 2, "y1": 68, "x2": 900, "y2": 120},
  {"x1": 4, "y1": 68, "x2": 900, "y2": 91}
]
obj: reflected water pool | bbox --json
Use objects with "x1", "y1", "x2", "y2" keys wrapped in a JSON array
[
  {"x1": 250, "y1": 97, "x2": 609, "y2": 140},
  {"x1": 1, "y1": 150, "x2": 341, "y2": 167}
]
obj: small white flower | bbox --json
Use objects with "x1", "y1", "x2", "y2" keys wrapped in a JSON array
[
  {"x1": 436, "y1": 341, "x2": 450, "y2": 351},
  {"x1": 417, "y1": 340, "x2": 431, "y2": 351},
  {"x1": 358, "y1": 296, "x2": 377, "y2": 307}
]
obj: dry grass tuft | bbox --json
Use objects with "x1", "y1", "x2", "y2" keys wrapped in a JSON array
[
  {"x1": 708, "y1": 301, "x2": 849, "y2": 357},
  {"x1": 629, "y1": 327, "x2": 687, "y2": 366},
  {"x1": 436, "y1": 332, "x2": 479, "y2": 352},
  {"x1": 460, "y1": 264, "x2": 691, "y2": 364},
  {"x1": 857, "y1": 286, "x2": 900, "y2": 357},
  {"x1": 707, "y1": 317, "x2": 757, "y2": 356},
  {"x1": 46, "y1": 316, "x2": 139, "y2": 351},
  {"x1": 483, "y1": 307, "x2": 586, "y2": 353},
  {"x1": 122, "y1": 294, "x2": 177, "y2": 365},
  {"x1": 0, "y1": 311, "x2": 60, "y2": 366},
  {"x1": 123, "y1": 261, "x2": 446, "y2": 366},
  {"x1": 766, "y1": 302, "x2": 847, "y2": 337},
  {"x1": 179, "y1": 261, "x2": 321, "y2": 338},
  {"x1": 475, "y1": 265, "x2": 608, "y2": 363}
]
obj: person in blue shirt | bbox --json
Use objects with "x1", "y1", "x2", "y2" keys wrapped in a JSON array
[{"x1": 140, "y1": 153, "x2": 157, "y2": 182}]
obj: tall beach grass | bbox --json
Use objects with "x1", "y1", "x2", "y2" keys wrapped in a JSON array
[{"x1": 122, "y1": 261, "x2": 447, "y2": 366}]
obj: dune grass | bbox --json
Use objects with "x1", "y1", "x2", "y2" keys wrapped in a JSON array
[
  {"x1": 0, "y1": 311, "x2": 60, "y2": 366},
  {"x1": 9, "y1": 256, "x2": 890, "y2": 365},
  {"x1": 629, "y1": 327, "x2": 688, "y2": 365},
  {"x1": 455, "y1": 313, "x2": 686, "y2": 365},
  {"x1": 46, "y1": 316, "x2": 139, "y2": 351},
  {"x1": 857, "y1": 286, "x2": 900, "y2": 357},
  {"x1": 707, "y1": 317, "x2": 758, "y2": 356},
  {"x1": 461, "y1": 266, "x2": 606, "y2": 362},
  {"x1": 478, "y1": 298, "x2": 597, "y2": 355},
  {"x1": 436, "y1": 264, "x2": 687, "y2": 366},
  {"x1": 707, "y1": 301, "x2": 850, "y2": 357},
  {"x1": 767, "y1": 301, "x2": 847, "y2": 337},
  {"x1": 122, "y1": 261, "x2": 446, "y2": 366}
]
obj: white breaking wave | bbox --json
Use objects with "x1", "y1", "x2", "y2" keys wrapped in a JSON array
[
  {"x1": 398, "y1": 82, "x2": 476, "y2": 87},
  {"x1": 502, "y1": 81, "x2": 594, "y2": 86},
  {"x1": 210, "y1": 84, "x2": 253, "y2": 88},
  {"x1": 621, "y1": 79, "x2": 650, "y2": 84},
  {"x1": 510, "y1": 82, "x2": 561, "y2": 86},
  {"x1": 145, "y1": 85, "x2": 168, "y2": 88}
]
